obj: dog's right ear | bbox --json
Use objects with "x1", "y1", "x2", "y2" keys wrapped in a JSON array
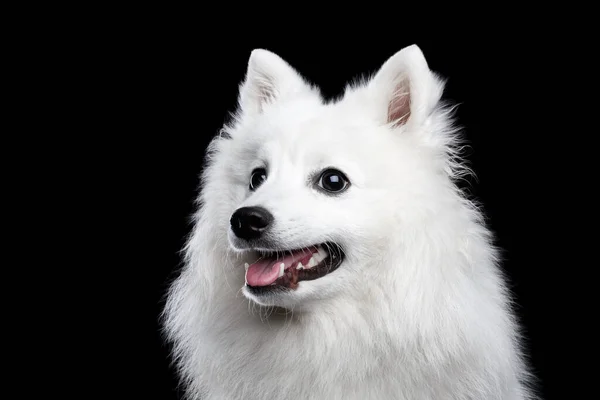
[{"x1": 238, "y1": 49, "x2": 313, "y2": 115}]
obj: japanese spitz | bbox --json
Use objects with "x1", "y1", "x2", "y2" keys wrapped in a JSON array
[{"x1": 164, "y1": 45, "x2": 534, "y2": 399}]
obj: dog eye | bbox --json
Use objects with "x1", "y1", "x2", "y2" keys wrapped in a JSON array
[
  {"x1": 249, "y1": 168, "x2": 267, "y2": 191},
  {"x1": 317, "y1": 169, "x2": 350, "y2": 193}
]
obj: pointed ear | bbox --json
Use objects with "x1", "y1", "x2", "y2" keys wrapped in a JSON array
[
  {"x1": 369, "y1": 45, "x2": 443, "y2": 128},
  {"x1": 238, "y1": 49, "x2": 313, "y2": 115}
]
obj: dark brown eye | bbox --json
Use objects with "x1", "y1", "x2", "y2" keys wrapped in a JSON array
[
  {"x1": 318, "y1": 169, "x2": 350, "y2": 193},
  {"x1": 249, "y1": 168, "x2": 267, "y2": 191}
]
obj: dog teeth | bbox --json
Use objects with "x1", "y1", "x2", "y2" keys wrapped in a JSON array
[
  {"x1": 278, "y1": 262, "x2": 285, "y2": 278},
  {"x1": 307, "y1": 257, "x2": 317, "y2": 268},
  {"x1": 296, "y1": 262, "x2": 304, "y2": 270},
  {"x1": 314, "y1": 247, "x2": 328, "y2": 262},
  {"x1": 244, "y1": 263, "x2": 249, "y2": 271}
]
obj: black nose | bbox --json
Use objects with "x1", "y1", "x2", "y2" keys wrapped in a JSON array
[{"x1": 230, "y1": 206, "x2": 273, "y2": 240}]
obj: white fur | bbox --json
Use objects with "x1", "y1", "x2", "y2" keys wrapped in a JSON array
[{"x1": 163, "y1": 45, "x2": 535, "y2": 399}]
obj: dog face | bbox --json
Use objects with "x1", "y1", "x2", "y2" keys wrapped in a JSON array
[{"x1": 214, "y1": 46, "x2": 449, "y2": 308}]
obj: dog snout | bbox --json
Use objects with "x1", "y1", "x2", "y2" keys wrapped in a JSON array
[{"x1": 230, "y1": 206, "x2": 273, "y2": 240}]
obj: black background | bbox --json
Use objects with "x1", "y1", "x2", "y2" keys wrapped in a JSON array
[{"x1": 105, "y1": 31, "x2": 557, "y2": 399}]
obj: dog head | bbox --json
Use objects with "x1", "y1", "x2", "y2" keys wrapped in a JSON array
[{"x1": 203, "y1": 45, "x2": 458, "y2": 309}]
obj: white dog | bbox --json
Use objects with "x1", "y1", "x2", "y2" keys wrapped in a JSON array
[{"x1": 164, "y1": 44, "x2": 535, "y2": 399}]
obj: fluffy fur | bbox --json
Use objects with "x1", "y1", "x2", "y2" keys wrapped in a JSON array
[{"x1": 163, "y1": 45, "x2": 535, "y2": 399}]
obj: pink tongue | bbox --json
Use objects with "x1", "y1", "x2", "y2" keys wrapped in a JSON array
[{"x1": 246, "y1": 248, "x2": 314, "y2": 287}]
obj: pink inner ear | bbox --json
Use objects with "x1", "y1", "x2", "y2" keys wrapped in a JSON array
[
  {"x1": 254, "y1": 75, "x2": 277, "y2": 113},
  {"x1": 388, "y1": 80, "x2": 411, "y2": 127}
]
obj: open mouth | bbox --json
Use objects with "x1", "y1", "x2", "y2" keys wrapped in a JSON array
[{"x1": 244, "y1": 242, "x2": 344, "y2": 292}]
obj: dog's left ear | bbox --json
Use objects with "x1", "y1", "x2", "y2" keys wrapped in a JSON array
[
  {"x1": 369, "y1": 45, "x2": 444, "y2": 129},
  {"x1": 238, "y1": 49, "x2": 314, "y2": 115}
]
